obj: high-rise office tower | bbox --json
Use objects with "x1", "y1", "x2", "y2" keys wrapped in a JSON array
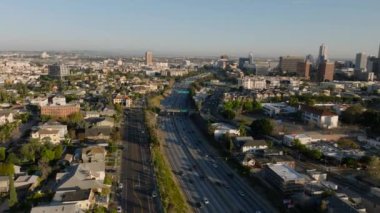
[
  {"x1": 317, "y1": 44, "x2": 328, "y2": 66},
  {"x1": 145, "y1": 51, "x2": 153, "y2": 65},
  {"x1": 318, "y1": 61, "x2": 335, "y2": 82},
  {"x1": 279, "y1": 56, "x2": 305, "y2": 73},
  {"x1": 297, "y1": 60, "x2": 312, "y2": 79},
  {"x1": 306, "y1": 54, "x2": 315, "y2": 64},
  {"x1": 355, "y1": 52, "x2": 368, "y2": 70},
  {"x1": 238, "y1": 57, "x2": 250, "y2": 69},
  {"x1": 249, "y1": 52, "x2": 254, "y2": 64}
]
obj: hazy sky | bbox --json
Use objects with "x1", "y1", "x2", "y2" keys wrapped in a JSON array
[{"x1": 0, "y1": 0, "x2": 379, "y2": 58}]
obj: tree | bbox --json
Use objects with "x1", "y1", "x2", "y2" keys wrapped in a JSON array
[
  {"x1": 221, "y1": 109, "x2": 235, "y2": 120},
  {"x1": 238, "y1": 124, "x2": 247, "y2": 136},
  {"x1": 9, "y1": 175, "x2": 17, "y2": 207},
  {"x1": 54, "y1": 144, "x2": 64, "y2": 160},
  {"x1": 0, "y1": 147, "x2": 6, "y2": 161},
  {"x1": 20, "y1": 143, "x2": 37, "y2": 162},
  {"x1": 0, "y1": 163, "x2": 14, "y2": 176},
  {"x1": 289, "y1": 97, "x2": 299, "y2": 107},
  {"x1": 40, "y1": 149, "x2": 55, "y2": 163},
  {"x1": 341, "y1": 105, "x2": 363, "y2": 124},
  {"x1": 104, "y1": 174, "x2": 113, "y2": 185},
  {"x1": 337, "y1": 138, "x2": 359, "y2": 149},
  {"x1": 250, "y1": 118, "x2": 274, "y2": 137},
  {"x1": 367, "y1": 156, "x2": 380, "y2": 180},
  {"x1": 306, "y1": 99, "x2": 316, "y2": 106},
  {"x1": 66, "y1": 112, "x2": 84, "y2": 127},
  {"x1": 6, "y1": 153, "x2": 19, "y2": 165},
  {"x1": 308, "y1": 149, "x2": 323, "y2": 160}
]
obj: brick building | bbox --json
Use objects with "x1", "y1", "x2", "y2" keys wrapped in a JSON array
[{"x1": 41, "y1": 104, "x2": 80, "y2": 118}]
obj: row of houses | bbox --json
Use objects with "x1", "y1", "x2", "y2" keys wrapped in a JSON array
[{"x1": 31, "y1": 146, "x2": 109, "y2": 212}]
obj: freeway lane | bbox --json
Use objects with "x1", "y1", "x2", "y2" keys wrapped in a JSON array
[
  {"x1": 120, "y1": 105, "x2": 161, "y2": 213},
  {"x1": 160, "y1": 116, "x2": 229, "y2": 213},
  {"x1": 158, "y1": 79, "x2": 277, "y2": 213}
]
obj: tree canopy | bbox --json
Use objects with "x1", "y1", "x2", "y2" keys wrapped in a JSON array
[{"x1": 250, "y1": 118, "x2": 274, "y2": 137}]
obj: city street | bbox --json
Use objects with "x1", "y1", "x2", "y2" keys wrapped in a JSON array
[{"x1": 119, "y1": 104, "x2": 161, "y2": 213}]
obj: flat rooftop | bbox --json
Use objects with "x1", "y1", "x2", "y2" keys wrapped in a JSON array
[{"x1": 268, "y1": 163, "x2": 304, "y2": 181}]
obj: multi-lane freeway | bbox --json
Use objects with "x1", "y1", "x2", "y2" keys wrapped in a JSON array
[
  {"x1": 120, "y1": 100, "x2": 161, "y2": 213},
  {"x1": 158, "y1": 79, "x2": 276, "y2": 213}
]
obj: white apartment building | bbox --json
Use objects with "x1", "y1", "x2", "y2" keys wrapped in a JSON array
[
  {"x1": 238, "y1": 76, "x2": 266, "y2": 90},
  {"x1": 301, "y1": 106, "x2": 339, "y2": 129}
]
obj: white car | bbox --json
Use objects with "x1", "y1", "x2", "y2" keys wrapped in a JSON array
[
  {"x1": 118, "y1": 183, "x2": 124, "y2": 190},
  {"x1": 203, "y1": 197, "x2": 209, "y2": 204},
  {"x1": 238, "y1": 190, "x2": 245, "y2": 197},
  {"x1": 117, "y1": 206, "x2": 122, "y2": 213}
]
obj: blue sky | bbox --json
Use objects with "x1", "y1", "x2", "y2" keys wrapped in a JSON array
[{"x1": 0, "y1": 0, "x2": 379, "y2": 58}]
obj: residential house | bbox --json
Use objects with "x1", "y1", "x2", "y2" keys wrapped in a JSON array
[
  {"x1": 52, "y1": 95, "x2": 66, "y2": 105},
  {"x1": 56, "y1": 162, "x2": 106, "y2": 191},
  {"x1": 241, "y1": 139, "x2": 268, "y2": 153},
  {"x1": 234, "y1": 136, "x2": 268, "y2": 153},
  {"x1": 262, "y1": 103, "x2": 297, "y2": 117},
  {"x1": 81, "y1": 146, "x2": 107, "y2": 163},
  {"x1": 53, "y1": 189, "x2": 95, "y2": 211},
  {"x1": 300, "y1": 105, "x2": 339, "y2": 129},
  {"x1": 14, "y1": 175, "x2": 39, "y2": 190},
  {"x1": 41, "y1": 121, "x2": 68, "y2": 138},
  {"x1": 113, "y1": 94, "x2": 132, "y2": 107},
  {"x1": 84, "y1": 111, "x2": 100, "y2": 119},
  {"x1": 0, "y1": 110, "x2": 14, "y2": 126},
  {"x1": 0, "y1": 176, "x2": 9, "y2": 194},
  {"x1": 240, "y1": 153, "x2": 256, "y2": 167},
  {"x1": 94, "y1": 117, "x2": 114, "y2": 128},
  {"x1": 100, "y1": 108, "x2": 115, "y2": 117},
  {"x1": 211, "y1": 123, "x2": 240, "y2": 141},
  {"x1": 85, "y1": 127, "x2": 112, "y2": 141},
  {"x1": 29, "y1": 97, "x2": 49, "y2": 107},
  {"x1": 31, "y1": 128, "x2": 61, "y2": 144},
  {"x1": 31, "y1": 203, "x2": 82, "y2": 213}
]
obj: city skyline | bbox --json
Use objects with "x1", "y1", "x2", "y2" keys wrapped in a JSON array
[{"x1": 0, "y1": 0, "x2": 379, "y2": 58}]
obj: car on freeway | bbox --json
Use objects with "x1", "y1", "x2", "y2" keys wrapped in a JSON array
[
  {"x1": 212, "y1": 163, "x2": 218, "y2": 168},
  {"x1": 238, "y1": 190, "x2": 245, "y2": 197},
  {"x1": 195, "y1": 202, "x2": 204, "y2": 209},
  {"x1": 203, "y1": 197, "x2": 209, "y2": 205},
  {"x1": 151, "y1": 191, "x2": 158, "y2": 198},
  {"x1": 118, "y1": 183, "x2": 123, "y2": 190}
]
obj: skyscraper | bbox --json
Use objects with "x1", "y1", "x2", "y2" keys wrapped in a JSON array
[
  {"x1": 355, "y1": 52, "x2": 368, "y2": 70},
  {"x1": 249, "y1": 52, "x2": 254, "y2": 64},
  {"x1": 279, "y1": 56, "x2": 305, "y2": 73},
  {"x1": 145, "y1": 51, "x2": 153, "y2": 66},
  {"x1": 297, "y1": 61, "x2": 312, "y2": 79},
  {"x1": 317, "y1": 44, "x2": 328, "y2": 66},
  {"x1": 306, "y1": 54, "x2": 315, "y2": 64},
  {"x1": 318, "y1": 61, "x2": 335, "y2": 82}
]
